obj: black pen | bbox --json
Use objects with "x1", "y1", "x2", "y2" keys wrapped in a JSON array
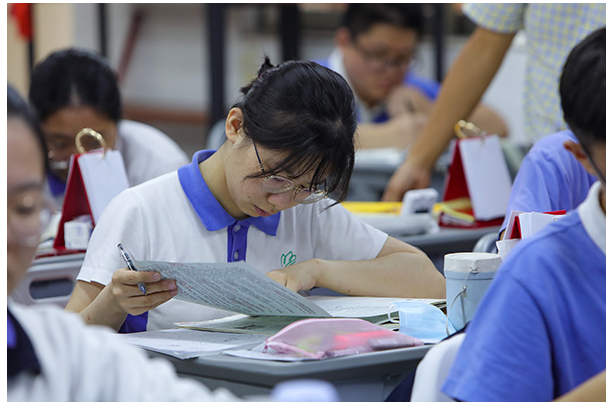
[{"x1": 117, "y1": 243, "x2": 147, "y2": 295}]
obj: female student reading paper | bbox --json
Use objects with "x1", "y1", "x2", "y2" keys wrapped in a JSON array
[
  {"x1": 66, "y1": 58, "x2": 445, "y2": 332},
  {"x1": 7, "y1": 84, "x2": 267, "y2": 401}
]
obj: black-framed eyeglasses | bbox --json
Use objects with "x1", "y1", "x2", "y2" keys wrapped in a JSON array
[
  {"x1": 352, "y1": 41, "x2": 415, "y2": 72},
  {"x1": 252, "y1": 140, "x2": 328, "y2": 204}
]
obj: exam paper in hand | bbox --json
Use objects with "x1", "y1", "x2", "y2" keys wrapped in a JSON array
[
  {"x1": 133, "y1": 259, "x2": 330, "y2": 317},
  {"x1": 115, "y1": 328, "x2": 268, "y2": 359}
]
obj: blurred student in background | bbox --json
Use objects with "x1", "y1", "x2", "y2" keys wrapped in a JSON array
[
  {"x1": 29, "y1": 48, "x2": 189, "y2": 207},
  {"x1": 7, "y1": 83, "x2": 270, "y2": 402},
  {"x1": 383, "y1": 3, "x2": 606, "y2": 201},
  {"x1": 320, "y1": 3, "x2": 506, "y2": 150}
]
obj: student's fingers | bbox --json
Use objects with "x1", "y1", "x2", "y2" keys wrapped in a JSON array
[
  {"x1": 266, "y1": 270, "x2": 287, "y2": 287},
  {"x1": 113, "y1": 268, "x2": 163, "y2": 286},
  {"x1": 382, "y1": 162, "x2": 431, "y2": 202},
  {"x1": 120, "y1": 290, "x2": 178, "y2": 315},
  {"x1": 135, "y1": 279, "x2": 177, "y2": 296},
  {"x1": 266, "y1": 270, "x2": 305, "y2": 293}
]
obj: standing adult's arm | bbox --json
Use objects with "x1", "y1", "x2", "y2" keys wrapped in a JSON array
[{"x1": 382, "y1": 27, "x2": 516, "y2": 201}]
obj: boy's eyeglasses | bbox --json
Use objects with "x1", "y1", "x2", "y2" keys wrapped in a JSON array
[
  {"x1": 252, "y1": 140, "x2": 328, "y2": 204},
  {"x1": 352, "y1": 41, "x2": 415, "y2": 72}
]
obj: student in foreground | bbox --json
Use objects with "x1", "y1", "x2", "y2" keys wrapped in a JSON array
[
  {"x1": 321, "y1": 4, "x2": 506, "y2": 150},
  {"x1": 7, "y1": 84, "x2": 270, "y2": 402},
  {"x1": 442, "y1": 27, "x2": 606, "y2": 401},
  {"x1": 65, "y1": 57, "x2": 446, "y2": 332},
  {"x1": 29, "y1": 48, "x2": 189, "y2": 207}
]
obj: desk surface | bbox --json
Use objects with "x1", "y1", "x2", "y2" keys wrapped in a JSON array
[
  {"x1": 400, "y1": 226, "x2": 499, "y2": 251},
  {"x1": 399, "y1": 226, "x2": 500, "y2": 274},
  {"x1": 151, "y1": 344, "x2": 431, "y2": 400}
]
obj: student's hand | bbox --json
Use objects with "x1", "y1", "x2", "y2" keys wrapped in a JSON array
[
  {"x1": 108, "y1": 268, "x2": 178, "y2": 316},
  {"x1": 388, "y1": 113, "x2": 427, "y2": 148},
  {"x1": 386, "y1": 86, "x2": 418, "y2": 117},
  {"x1": 356, "y1": 113, "x2": 426, "y2": 150},
  {"x1": 382, "y1": 158, "x2": 432, "y2": 201},
  {"x1": 266, "y1": 259, "x2": 323, "y2": 293}
]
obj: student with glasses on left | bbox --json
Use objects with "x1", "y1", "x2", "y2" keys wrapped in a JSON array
[
  {"x1": 65, "y1": 57, "x2": 446, "y2": 333},
  {"x1": 7, "y1": 83, "x2": 272, "y2": 402}
]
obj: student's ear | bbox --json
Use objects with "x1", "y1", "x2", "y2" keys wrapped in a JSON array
[
  {"x1": 335, "y1": 27, "x2": 352, "y2": 49},
  {"x1": 564, "y1": 140, "x2": 597, "y2": 175},
  {"x1": 225, "y1": 108, "x2": 244, "y2": 145}
]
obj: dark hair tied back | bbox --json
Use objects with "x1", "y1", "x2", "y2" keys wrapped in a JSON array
[
  {"x1": 233, "y1": 56, "x2": 357, "y2": 203},
  {"x1": 8, "y1": 84, "x2": 49, "y2": 172}
]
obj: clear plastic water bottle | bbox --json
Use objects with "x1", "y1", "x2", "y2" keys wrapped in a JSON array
[{"x1": 271, "y1": 379, "x2": 340, "y2": 402}]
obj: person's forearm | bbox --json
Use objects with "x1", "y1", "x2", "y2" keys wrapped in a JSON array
[
  {"x1": 408, "y1": 27, "x2": 515, "y2": 169},
  {"x1": 468, "y1": 104, "x2": 508, "y2": 137},
  {"x1": 76, "y1": 285, "x2": 129, "y2": 331},
  {"x1": 356, "y1": 123, "x2": 402, "y2": 149},
  {"x1": 553, "y1": 370, "x2": 606, "y2": 402},
  {"x1": 316, "y1": 252, "x2": 445, "y2": 299},
  {"x1": 356, "y1": 115, "x2": 423, "y2": 150}
]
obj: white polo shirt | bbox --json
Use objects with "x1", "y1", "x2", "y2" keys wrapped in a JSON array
[
  {"x1": 8, "y1": 302, "x2": 262, "y2": 402},
  {"x1": 78, "y1": 150, "x2": 388, "y2": 331},
  {"x1": 116, "y1": 120, "x2": 189, "y2": 187}
]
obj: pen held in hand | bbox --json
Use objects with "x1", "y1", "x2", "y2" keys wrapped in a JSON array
[{"x1": 117, "y1": 243, "x2": 147, "y2": 295}]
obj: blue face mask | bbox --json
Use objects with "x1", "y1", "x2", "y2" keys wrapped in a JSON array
[{"x1": 388, "y1": 301, "x2": 456, "y2": 344}]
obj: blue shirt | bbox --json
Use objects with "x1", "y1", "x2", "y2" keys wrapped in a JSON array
[
  {"x1": 443, "y1": 185, "x2": 606, "y2": 401},
  {"x1": 500, "y1": 130, "x2": 597, "y2": 233}
]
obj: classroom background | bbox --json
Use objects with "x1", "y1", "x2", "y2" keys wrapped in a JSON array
[{"x1": 7, "y1": 3, "x2": 529, "y2": 158}]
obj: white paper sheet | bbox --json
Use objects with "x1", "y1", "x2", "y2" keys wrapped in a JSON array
[
  {"x1": 459, "y1": 135, "x2": 512, "y2": 220},
  {"x1": 309, "y1": 296, "x2": 446, "y2": 317},
  {"x1": 134, "y1": 259, "x2": 330, "y2": 317},
  {"x1": 175, "y1": 297, "x2": 446, "y2": 336},
  {"x1": 77, "y1": 150, "x2": 129, "y2": 223},
  {"x1": 518, "y1": 212, "x2": 565, "y2": 238},
  {"x1": 115, "y1": 328, "x2": 267, "y2": 359},
  {"x1": 224, "y1": 342, "x2": 309, "y2": 362}
]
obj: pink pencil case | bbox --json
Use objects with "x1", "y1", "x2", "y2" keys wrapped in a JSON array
[{"x1": 264, "y1": 318, "x2": 423, "y2": 359}]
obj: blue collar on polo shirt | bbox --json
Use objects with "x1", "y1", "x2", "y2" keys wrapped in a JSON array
[
  {"x1": 178, "y1": 149, "x2": 280, "y2": 236},
  {"x1": 47, "y1": 170, "x2": 67, "y2": 197}
]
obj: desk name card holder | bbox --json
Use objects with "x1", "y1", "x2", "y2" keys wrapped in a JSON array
[
  {"x1": 439, "y1": 120, "x2": 512, "y2": 228},
  {"x1": 53, "y1": 128, "x2": 129, "y2": 252}
]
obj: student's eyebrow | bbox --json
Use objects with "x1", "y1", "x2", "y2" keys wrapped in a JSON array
[
  {"x1": 8, "y1": 182, "x2": 44, "y2": 195},
  {"x1": 47, "y1": 132, "x2": 74, "y2": 139}
]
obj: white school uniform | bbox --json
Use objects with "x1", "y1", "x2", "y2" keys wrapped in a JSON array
[
  {"x1": 78, "y1": 150, "x2": 388, "y2": 331},
  {"x1": 116, "y1": 120, "x2": 189, "y2": 187},
  {"x1": 8, "y1": 302, "x2": 263, "y2": 402}
]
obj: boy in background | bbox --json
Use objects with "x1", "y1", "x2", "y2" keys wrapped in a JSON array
[{"x1": 320, "y1": 4, "x2": 506, "y2": 150}]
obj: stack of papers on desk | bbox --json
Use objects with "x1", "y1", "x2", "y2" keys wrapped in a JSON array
[
  {"x1": 175, "y1": 296, "x2": 446, "y2": 336},
  {"x1": 132, "y1": 258, "x2": 445, "y2": 337},
  {"x1": 115, "y1": 328, "x2": 267, "y2": 359}
]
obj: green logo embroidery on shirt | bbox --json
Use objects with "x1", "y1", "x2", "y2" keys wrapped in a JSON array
[{"x1": 281, "y1": 251, "x2": 297, "y2": 267}]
